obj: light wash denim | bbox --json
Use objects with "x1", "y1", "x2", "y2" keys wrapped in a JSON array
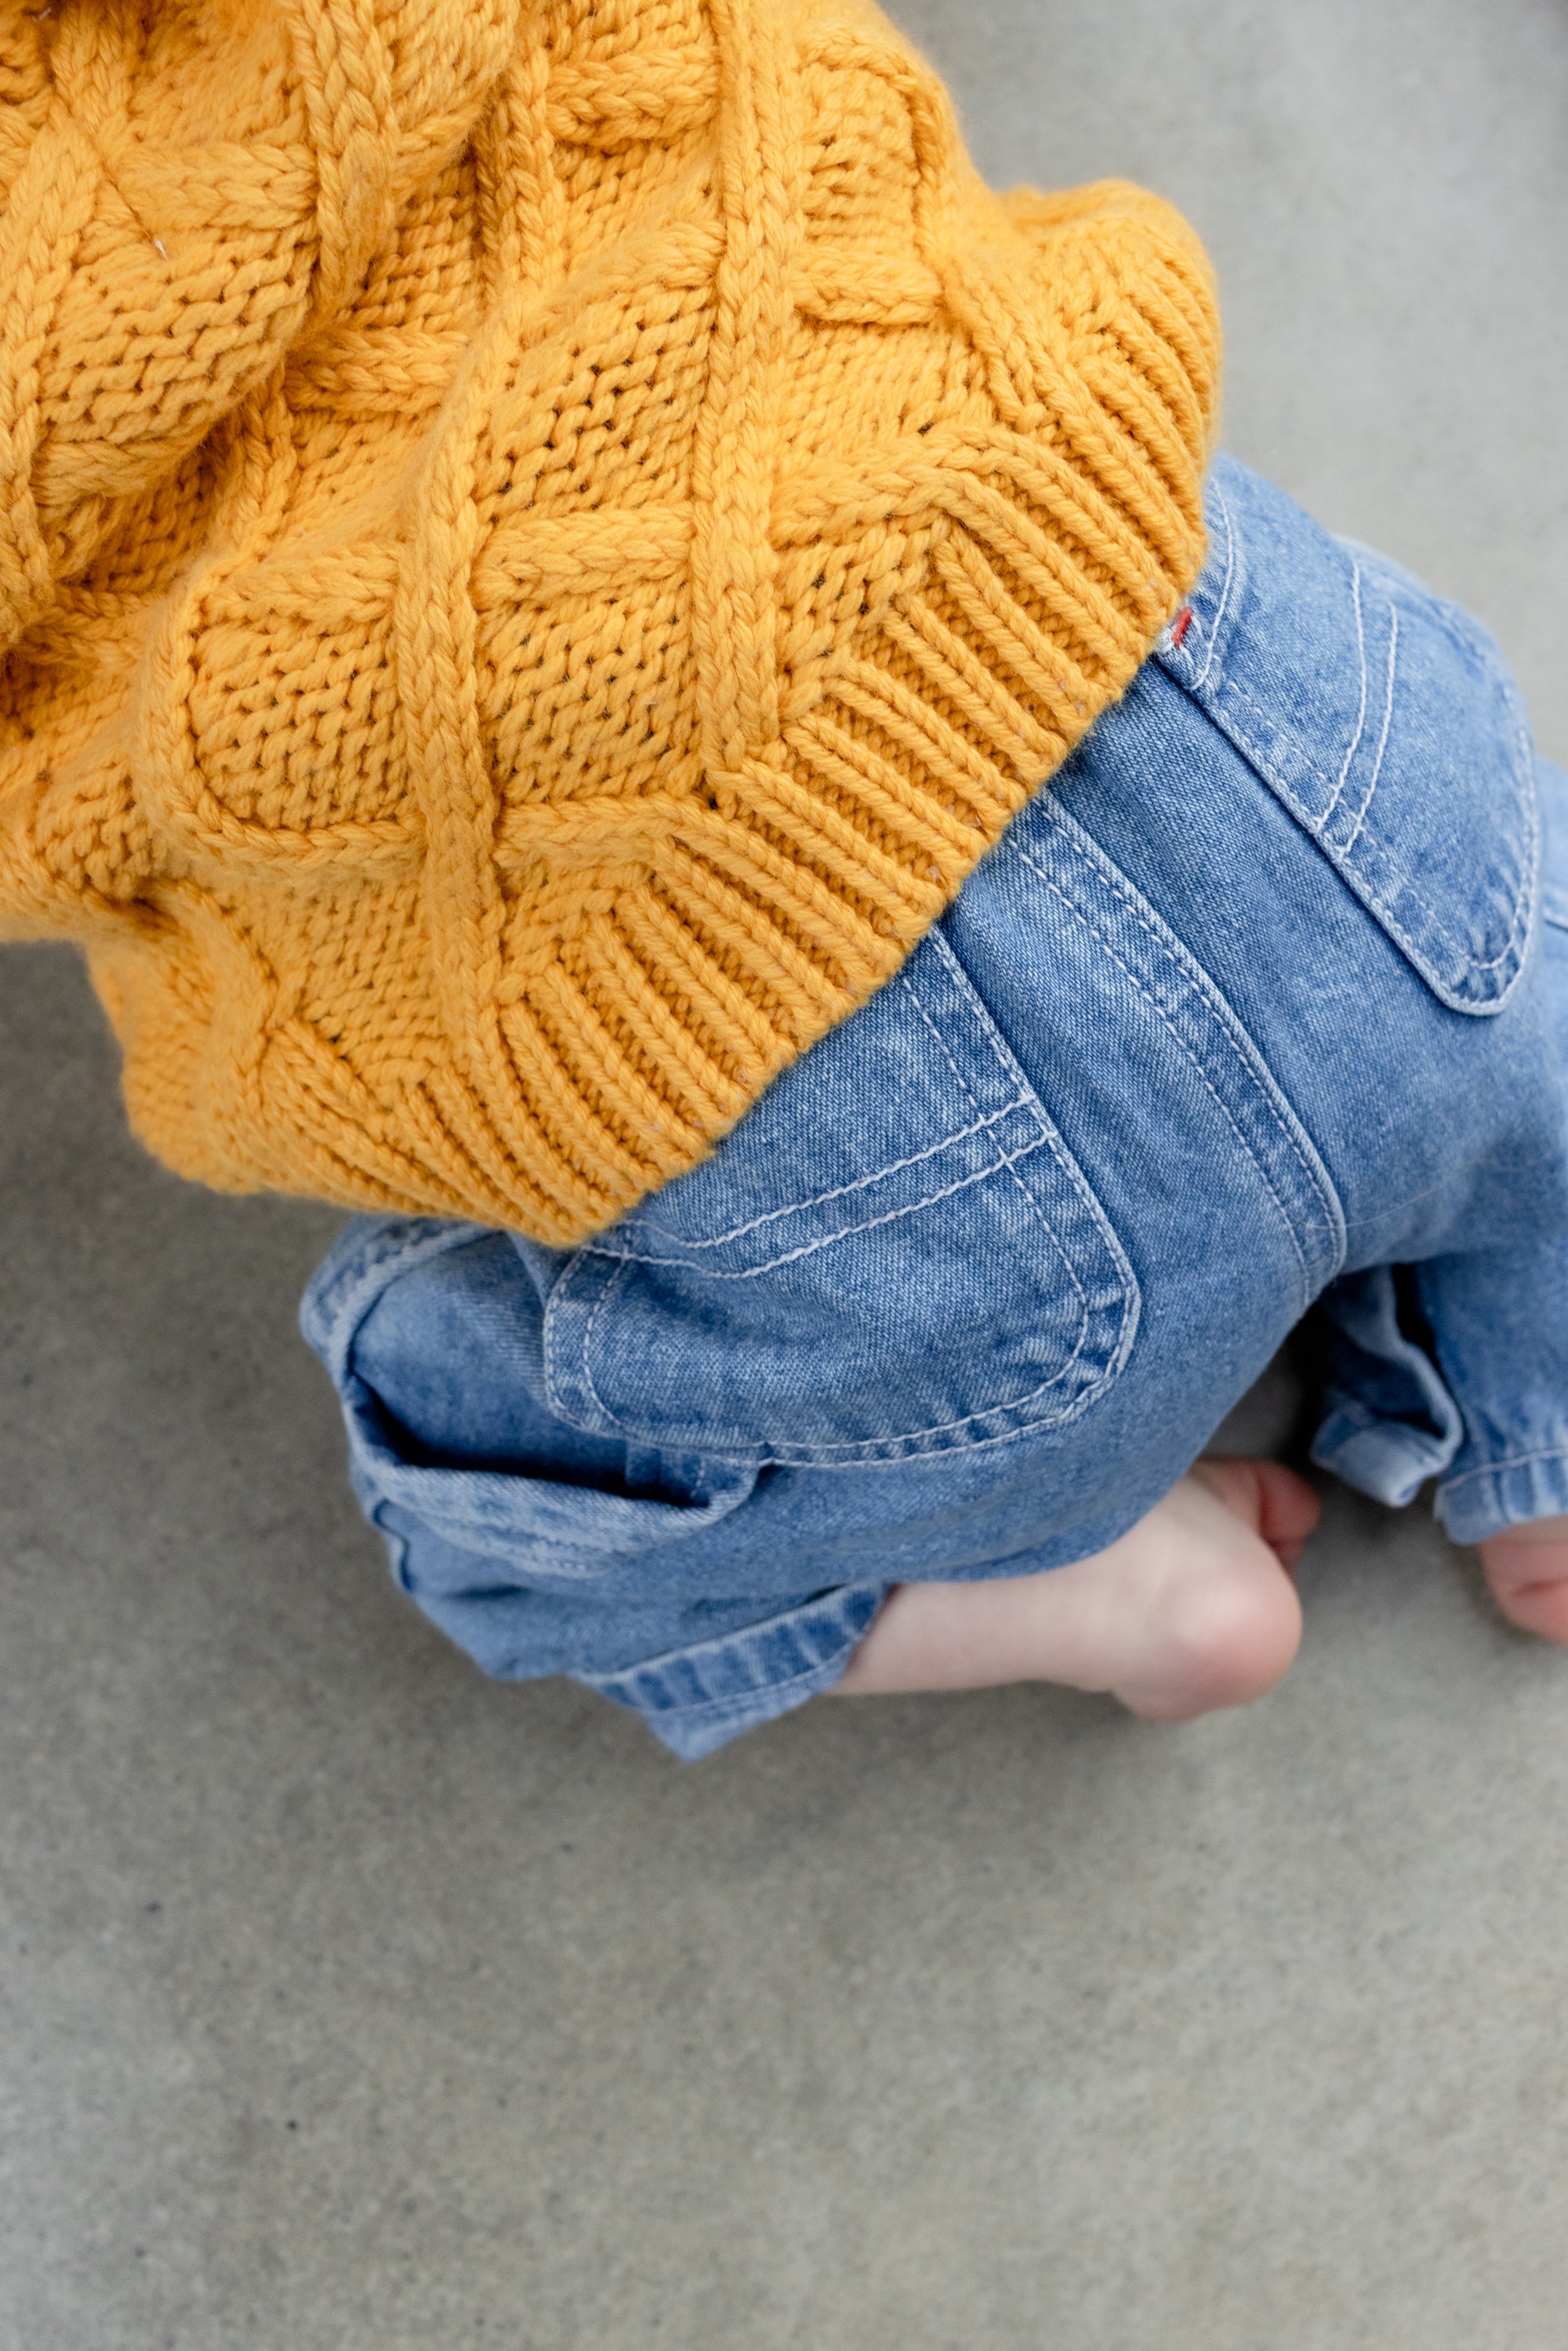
[{"x1": 303, "y1": 456, "x2": 1568, "y2": 1758}]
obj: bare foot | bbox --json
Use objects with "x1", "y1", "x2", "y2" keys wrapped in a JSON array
[
  {"x1": 1479, "y1": 1514, "x2": 1568, "y2": 1645},
  {"x1": 830, "y1": 1456, "x2": 1316, "y2": 1722}
]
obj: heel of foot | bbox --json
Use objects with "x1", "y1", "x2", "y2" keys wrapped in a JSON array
[{"x1": 1114, "y1": 1544, "x2": 1303, "y2": 1722}]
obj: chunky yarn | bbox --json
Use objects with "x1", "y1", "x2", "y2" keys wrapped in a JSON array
[{"x1": 0, "y1": 0, "x2": 1218, "y2": 1243}]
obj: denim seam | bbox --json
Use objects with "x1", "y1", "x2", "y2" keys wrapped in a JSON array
[
  {"x1": 568, "y1": 1251, "x2": 632, "y2": 1430},
  {"x1": 1321, "y1": 560, "x2": 1368, "y2": 829},
  {"x1": 1441, "y1": 1446, "x2": 1568, "y2": 1497},
  {"x1": 1165, "y1": 469, "x2": 1537, "y2": 993},
  {"x1": 578, "y1": 1133, "x2": 1051, "y2": 1283},
  {"x1": 613, "y1": 1099, "x2": 1030, "y2": 1252},
  {"x1": 555, "y1": 1210, "x2": 1134, "y2": 1464},
  {"x1": 1191, "y1": 477, "x2": 1236, "y2": 689},
  {"x1": 586, "y1": 1639, "x2": 864, "y2": 1722},
  {"x1": 1008, "y1": 838, "x2": 1313, "y2": 1312},
  {"x1": 1338, "y1": 604, "x2": 1399, "y2": 858},
  {"x1": 898, "y1": 955, "x2": 1091, "y2": 1315},
  {"x1": 1022, "y1": 795, "x2": 1345, "y2": 1268},
  {"x1": 1007, "y1": 807, "x2": 1343, "y2": 1293},
  {"x1": 1212, "y1": 662, "x2": 1535, "y2": 989},
  {"x1": 580, "y1": 1587, "x2": 884, "y2": 1711},
  {"x1": 549, "y1": 927, "x2": 1139, "y2": 1458},
  {"x1": 749, "y1": 927, "x2": 1139, "y2": 1452},
  {"x1": 564, "y1": 1121, "x2": 1126, "y2": 1457}
]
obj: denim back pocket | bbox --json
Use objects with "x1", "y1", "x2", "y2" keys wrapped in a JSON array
[
  {"x1": 543, "y1": 926, "x2": 1138, "y2": 1465},
  {"x1": 303, "y1": 1217, "x2": 759, "y2": 1583},
  {"x1": 1157, "y1": 456, "x2": 1538, "y2": 1013}
]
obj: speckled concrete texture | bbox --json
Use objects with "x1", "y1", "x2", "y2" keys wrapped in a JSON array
[{"x1": 3, "y1": 5, "x2": 1567, "y2": 2346}]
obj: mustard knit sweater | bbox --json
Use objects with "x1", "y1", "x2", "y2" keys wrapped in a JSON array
[{"x1": 0, "y1": 0, "x2": 1218, "y2": 1244}]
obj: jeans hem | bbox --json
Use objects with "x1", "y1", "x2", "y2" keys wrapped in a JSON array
[
  {"x1": 1437, "y1": 1449, "x2": 1568, "y2": 1545},
  {"x1": 1311, "y1": 1406, "x2": 1460, "y2": 1509},
  {"x1": 577, "y1": 1583, "x2": 887, "y2": 1760}
]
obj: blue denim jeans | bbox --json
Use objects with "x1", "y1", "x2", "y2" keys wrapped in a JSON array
[{"x1": 303, "y1": 456, "x2": 1568, "y2": 1758}]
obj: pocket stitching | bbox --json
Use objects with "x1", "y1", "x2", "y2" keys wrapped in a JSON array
[
  {"x1": 579, "y1": 1126, "x2": 1055, "y2": 1282},
  {"x1": 544, "y1": 931, "x2": 1139, "y2": 1458},
  {"x1": 1213, "y1": 666, "x2": 1535, "y2": 987},
  {"x1": 620, "y1": 1097, "x2": 1034, "y2": 1254},
  {"x1": 1335, "y1": 601, "x2": 1399, "y2": 855},
  {"x1": 558, "y1": 1247, "x2": 633, "y2": 1433},
  {"x1": 898, "y1": 945, "x2": 1092, "y2": 1313},
  {"x1": 1011, "y1": 790, "x2": 1346, "y2": 1286},
  {"x1": 1191, "y1": 475, "x2": 1238, "y2": 690},
  {"x1": 1007, "y1": 831, "x2": 1316, "y2": 1314},
  {"x1": 1319, "y1": 559, "x2": 1370, "y2": 832},
  {"x1": 1191, "y1": 539, "x2": 1536, "y2": 998},
  {"x1": 1441, "y1": 1445, "x2": 1568, "y2": 1497},
  {"x1": 1167, "y1": 466, "x2": 1537, "y2": 1005}
]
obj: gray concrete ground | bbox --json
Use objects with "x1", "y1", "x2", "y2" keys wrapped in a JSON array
[{"x1": 4, "y1": 4, "x2": 1568, "y2": 2345}]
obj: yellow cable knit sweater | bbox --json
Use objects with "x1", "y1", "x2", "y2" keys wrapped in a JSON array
[{"x1": 0, "y1": 0, "x2": 1218, "y2": 1244}]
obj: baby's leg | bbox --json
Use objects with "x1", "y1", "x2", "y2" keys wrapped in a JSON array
[
  {"x1": 831, "y1": 1459, "x2": 1315, "y2": 1721},
  {"x1": 1479, "y1": 1518, "x2": 1568, "y2": 1645}
]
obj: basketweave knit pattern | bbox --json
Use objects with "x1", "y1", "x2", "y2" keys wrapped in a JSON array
[{"x1": 0, "y1": 0, "x2": 1219, "y2": 1243}]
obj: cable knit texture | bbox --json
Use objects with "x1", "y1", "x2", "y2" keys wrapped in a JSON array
[{"x1": 0, "y1": 0, "x2": 1218, "y2": 1243}]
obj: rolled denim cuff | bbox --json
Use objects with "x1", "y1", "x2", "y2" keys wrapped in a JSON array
[
  {"x1": 1310, "y1": 1402, "x2": 1461, "y2": 1510},
  {"x1": 578, "y1": 1583, "x2": 887, "y2": 1761},
  {"x1": 1437, "y1": 1449, "x2": 1568, "y2": 1546},
  {"x1": 1309, "y1": 1266, "x2": 1465, "y2": 1507}
]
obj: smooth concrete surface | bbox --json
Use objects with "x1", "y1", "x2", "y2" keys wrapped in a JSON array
[{"x1": 3, "y1": 5, "x2": 1567, "y2": 2346}]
